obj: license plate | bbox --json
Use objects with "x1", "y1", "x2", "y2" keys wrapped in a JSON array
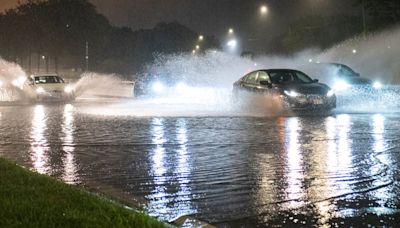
[{"x1": 313, "y1": 99, "x2": 323, "y2": 104}]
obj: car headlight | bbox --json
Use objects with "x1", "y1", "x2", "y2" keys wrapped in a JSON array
[
  {"x1": 327, "y1": 90, "x2": 335, "y2": 97},
  {"x1": 176, "y1": 82, "x2": 189, "y2": 93},
  {"x1": 12, "y1": 79, "x2": 19, "y2": 87},
  {"x1": 64, "y1": 85, "x2": 73, "y2": 93},
  {"x1": 152, "y1": 81, "x2": 165, "y2": 93},
  {"x1": 333, "y1": 80, "x2": 351, "y2": 91},
  {"x1": 12, "y1": 76, "x2": 26, "y2": 88},
  {"x1": 36, "y1": 87, "x2": 45, "y2": 94},
  {"x1": 373, "y1": 81, "x2": 382, "y2": 89},
  {"x1": 284, "y1": 90, "x2": 299, "y2": 97}
]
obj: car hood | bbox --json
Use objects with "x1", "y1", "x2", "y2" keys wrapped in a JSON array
[
  {"x1": 278, "y1": 83, "x2": 330, "y2": 95},
  {"x1": 32, "y1": 83, "x2": 66, "y2": 91}
]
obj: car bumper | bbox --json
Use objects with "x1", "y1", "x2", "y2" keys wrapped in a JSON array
[
  {"x1": 284, "y1": 95, "x2": 336, "y2": 111},
  {"x1": 36, "y1": 91, "x2": 74, "y2": 101}
]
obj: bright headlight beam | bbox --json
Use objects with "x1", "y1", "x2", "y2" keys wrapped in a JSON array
[
  {"x1": 176, "y1": 82, "x2": 189, "y2": 93},
  {"x1": 327, "y1": 90, "x2": 335, "y2": 97},
  {"x1": 333, "y1": 80, "x2": 351, "y2": 91},
  {"x1": 284, "y1": 90, "x2": 299, "y2": 97},
  {"x1": 373, "y1": 81, "x2": 382, "y2": 89},
  {"x1": 152, "y1": 81, "x2": 165, "y2": 94},
  {"x1": 36, "y1": 87, "x2": 45, "y2": 94},
  {"x1": 12, "y1": 80, "x2": 19, "y2": 87},
  {"x1": 64, "y1": 85, "x2": 73, "y2": 93}
]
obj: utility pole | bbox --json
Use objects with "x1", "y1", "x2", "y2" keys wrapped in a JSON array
[
  {"x1": 362, "y1": 0, "x2": 367, "y2": 38},
  {"x1": 85, "y1": 41, "x2": 89, "y2": 71}
]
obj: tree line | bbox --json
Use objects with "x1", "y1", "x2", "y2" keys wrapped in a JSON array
[
  {"x1": 274, "y1": 0, "x2": 400, "y2": 53},
  {"x1": 0, "y1": 0, "x2": 219, "y2": 77}
]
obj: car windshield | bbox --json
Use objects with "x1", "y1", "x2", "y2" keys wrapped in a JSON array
[
  {"x1": 336, "y1": 65, "x2": 359, "y2": 78},
  {"x1": 268, "y1": 70, "x2": 314, "y2": 84},
  {"x1": 34, "y1": 76, "x2": 64, "y2": 84}
]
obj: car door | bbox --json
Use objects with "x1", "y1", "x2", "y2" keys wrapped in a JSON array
[
  {"x1": 240, "y1": 71, "x2": 259, "y2": 92},
  {"x1": 255, "y1": 71, "x2": 272, "y2": 92}
]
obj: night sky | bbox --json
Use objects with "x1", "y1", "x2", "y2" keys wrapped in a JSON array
[{"x1": 0, "y1": 0, "x2": 359, "y2": 51}]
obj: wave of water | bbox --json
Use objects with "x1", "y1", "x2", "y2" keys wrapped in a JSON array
[{"x1": 2, "y1": 26, "x2": 400, "y2": 115}]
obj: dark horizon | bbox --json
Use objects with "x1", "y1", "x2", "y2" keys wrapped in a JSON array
[{"x1": 0, "y1": 0, "x2": 363, "y2": 53}]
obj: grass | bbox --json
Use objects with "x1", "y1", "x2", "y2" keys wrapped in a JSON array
[{"x1": 0, "y1": 157, "x2": 167, "y2": 228}]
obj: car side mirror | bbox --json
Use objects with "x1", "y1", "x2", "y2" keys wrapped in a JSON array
[
  {"x1": 312, "y1": 79, "x2": 319, "y2": 83},
  {"x1": 260, "y1": 80, "x2": 272, "y2": 88}
]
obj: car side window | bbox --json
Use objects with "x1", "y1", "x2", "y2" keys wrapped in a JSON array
[
  {"x1": 269, "y1": 72, "x2": 293, "y2": 84},
  {"x1": 256, "y1": 71, "x2": 270, "y2": 84},
  {"x1": 244, "y1": 72, "x2": 258, "y2": 84}
]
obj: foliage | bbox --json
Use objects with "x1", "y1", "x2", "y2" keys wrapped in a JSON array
[
  {"x1": 357, "y1": 0, "x2": 400, "y2": 29},
  {"x1": 0, "y1": 0, "x2": 219, "y2": 76},
  {"x1": 281, "y1": 15, "x2": 363, "y2": 53}
]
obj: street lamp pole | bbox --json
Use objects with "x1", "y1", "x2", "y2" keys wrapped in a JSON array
[
  {"x1": 85, "y1": 41, "x2": 89, "y2": 71},
  {"x1": 362, "y1": 0, "x2": 367, "y2": 38}
]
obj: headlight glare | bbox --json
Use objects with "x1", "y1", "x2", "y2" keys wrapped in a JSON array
[
  {"x1": 373, "y1": 81, "x2": 382, "y2": 89},
  {"x1": 152, "y1": 81, "x2": 165, "y2": 93},
  {"x1": 284, "y1": 90, "x2": 299, "y2": 97},
  {"x1": 327, "y1": 90, "x2": 335, "y2": 97},
  {"x1": 36, "y1": 87, "x2": 45, "y2": 94},
  {"x1": 176, "y1": 82, "x2": 189, "y2": 93},
  {"x1": 333, "y1": 80, "x2": 351, "y2": 91},
  {"x1": 64, "y1": 85, "x2": 73, "y2": 93}
]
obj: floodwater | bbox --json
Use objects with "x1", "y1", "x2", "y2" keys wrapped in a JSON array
[{"x1": 1, "y1": 100, "x2": 400, "y2": 227}]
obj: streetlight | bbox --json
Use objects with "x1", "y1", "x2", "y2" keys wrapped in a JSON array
[
  {"x1": 228, "y1": 28, "x2": 234, "y2": 34},
  {"x1": 196, "y1": 45, "x2": 200, "y2": 50},
  {"x1": 260, "y1": 5, "x2": 268, "y2": 14},
  {"x1": 198, "y1": 35, "x2": 204, "y2": 41},
  {"x1": 227, "y1": 39, "x2": 237, "y2": 49}
]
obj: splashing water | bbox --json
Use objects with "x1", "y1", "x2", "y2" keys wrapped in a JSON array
[
  {"x1": 70, "y1": 72, "x2": 133, "y2": 98},
  {"x1": 2, "y1": 26, "x2": 400, "y2": 115},
  {"x1": 316, "y1": 27, "x2": 400, "y2": 84},
  {"x1": 90, "y1": 26, "x2": 400, "y2": 117},
  {"x1": 0, "y1": 58, "x2": 28, "y2": 101}
]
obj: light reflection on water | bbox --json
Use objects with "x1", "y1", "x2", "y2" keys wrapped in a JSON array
[
  {"x1": 373, "y1": 114, "x2": 386, "y2": 153},
  {"x1": 174, "y1": 119, "x2": 196, "y2": 214},
  {"x1": 30, "y1": 105, "x2": 48, "y2": 174},
  {"x1": 283, "y1": 117, "x2": 305, "y2": 208},
  {"x1": 146, "y1": 118, "x2": 196, "y2": 218},
  {"x1": 1, "y1": 103, "x2": 400, "y2": 226},
  {"x1": 336, "y1": 114, "x2": 352, "y2": 174},
  {"x1": 61, "y1": 104, "x2": 79, "y2": 184},
  {"x1": 147, "y1": 118, "x2": 168, "y2": 214}
]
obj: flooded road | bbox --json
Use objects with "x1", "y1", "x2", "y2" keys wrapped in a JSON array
[{"x1": 1, "y1": 100, "x2": 400, "y2": 227}]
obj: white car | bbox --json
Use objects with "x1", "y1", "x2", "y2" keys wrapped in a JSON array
[{"x1": 26, "y1": 74, "x2": 75, "y2": 101}]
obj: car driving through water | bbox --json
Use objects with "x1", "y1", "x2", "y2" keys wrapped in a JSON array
[
  {"x1": 26, "y1": 74, "x2": 75, "y2": 101},
  {"x1": 133, "y1": 73, "x2": 189, "y2": 98},
  {"x1": 300, "y1": 63, "x2": 384, "y2": 93},
  {"x1": 233, "y1": 69, "x2": 336, "y2": 112}
]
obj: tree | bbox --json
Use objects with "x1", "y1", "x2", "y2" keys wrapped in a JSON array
[
  {"x1": 357, "y1": 0, "x2": 400, "y2": 30},
  {"x1": 0, "y1": 1, "x2": 220, "y2": 76}
]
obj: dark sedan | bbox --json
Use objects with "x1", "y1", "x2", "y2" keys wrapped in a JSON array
[
  {"x1": 233, "y1": 69, "x2": 336, "y2": 111},
  {"x1": 300, "y1": 63, "x2": 384, "y2": 91}
]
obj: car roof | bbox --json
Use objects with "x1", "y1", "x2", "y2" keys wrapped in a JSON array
[
  {"x1": 31, "y1": 74, "x2": 61, "y2": 77},
  {"x1": 309, "y1": 62, "x2": 349, "y2": 68},
  {"x1": 248, "y1": 68, "x2": 303, "y2": 73}
]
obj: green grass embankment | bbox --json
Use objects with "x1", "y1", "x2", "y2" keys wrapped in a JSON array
[{"x1": 0, "y1": 157, "x2": 167, "y2": 227}]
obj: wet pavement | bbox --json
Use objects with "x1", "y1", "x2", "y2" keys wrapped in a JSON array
[{"x1": 1, "y1": 100, "x2": 400, "y2": 227}]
